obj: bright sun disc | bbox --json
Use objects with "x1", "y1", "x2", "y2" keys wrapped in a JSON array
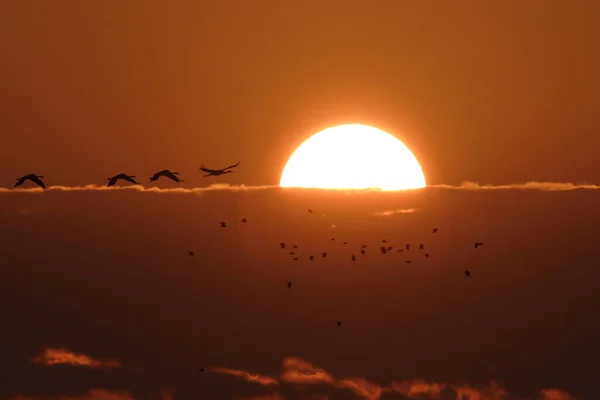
[{"x1": 280, "y1": 124, "x2": 426, "y2": 191}]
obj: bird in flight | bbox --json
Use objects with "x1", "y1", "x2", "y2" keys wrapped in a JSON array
[
  {"x1": 289, "y1": 251, "x2": 295, "y2": 256},
  {"x1": 474, "y1": 242, "x2": 484, "y2": 249},
  {"x1": 197, "y1": 368, "x2": 205, "y2": 372},
  {"x1": 14, "y1": 174, "x2": 46, "y2": 189},
  {"x1": 293, "y1": 244, "x2": 298, "y2": 249},
  {"x1": 308, "y1": 209, "x2": 313, "y2": 213},
  {"x1": 309, "y1": 255, "x2": 314, "y2": 261},
  {"x1": 343, "y1": 241, "x2": 348, "y2": 245},
  {"x1": 280, "y1": 242, "x2": 286, "y2": 249},
  {"x1": 336, "y1": 321, "x2": 342, "y2": 327},
  {"x1": 241, "y1": 218, "x2": 247, "y2": 223},
  {"x1": 432, "y1": 228, "x2": 438, "y2": 233},
  {"x1": 360, "y1": 245, "x2": 368, "y2": 249},
  {"x1": 220, "y1": 222, "x2": 227, "y2": 228},
  {"x1": 149, "y1": 169, "x2": 182, "y2": 183},
  {"x1": 286, "y1": 281, "x2": 292, "y2": 288},
  {"x1": 465, "y1": 270, "x2": 471, "y2": 277},
  {"x1": 419, "y1": 244, "x2": 425, "y2": 250},
  {"x1": 351, "y1": 255, "x2": 356, "y2": 261},
  {"x1": 107, "y1": 173, "x2": 138, "y2": 187},
  {"x1": 292, "y1": 257, "x2": 298, "y2": 261},
  {"x1": 322, "y1": 252, "x2": 327, "y2": 258},
  {"x1": 198, "y1": 161, "x2": 240, "y2": 177},
  {"x1": 424, "y1": 253, "x2": 430, "y2": 258},
  {"x1": 405, "y1": 244, "x2": 411, "y2": 251},
  {"x1": 188, "y1": 251, "x2": 194, "y2": 256},
  {"x1": 360, "y1": 249, "x2": 366, "y2": 255}
]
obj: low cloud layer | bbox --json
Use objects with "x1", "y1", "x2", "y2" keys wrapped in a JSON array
[
  {"x1": 1, "y1": 181, "x2": 600, "y2": 194},
  {"x1": 209, "y1": 356, "x2": 579, "y2": 400},
  {"x1": 31, "y1": 347, "x2": 122, "y2": 369},
  {"x1": 9, "y1": 389, "x2": 135, "y2": 400}
]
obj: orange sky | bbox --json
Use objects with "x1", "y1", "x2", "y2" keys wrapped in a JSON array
[
  {"x1": 0, "y1": 0, "x2": 599, "y2": 187},
  {"x1": 1, "y1": 1, "x2": 599, "y2": 400}
]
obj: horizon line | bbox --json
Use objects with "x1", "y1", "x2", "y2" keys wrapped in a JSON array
[{"x1": 1, "y1": 181, "x2": 599, "y2": 194}]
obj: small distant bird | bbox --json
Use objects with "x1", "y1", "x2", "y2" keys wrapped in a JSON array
[
  {"x1": 149, "y1": 169, "x2": 182, "y2": 183},
  {"x1": 387, "y1": 246, "x2": 393, "y2": 251},
  {"x1": 309, "y1": 255, "x2": 314, "y2": 261},
  {"x1": 293, "y1": 245, "x2": 298, "y2": 249},
  {"x1": 406, "y1": 260, "x2": 412, "y2": 264},
  {"x1": 432, "y1": 228, "x2": 438, "y2": 233},
  {"x1": 292, "y1": 257, "x2": 298, "y2": 261},
  {"x1": 465, "y1": 270, "x2": 471, "y2": 277},
  {"x1": 419, "y1": 244, "x2": 425, "y2": 250},
  {"x1": 405, "y1": 244, "x2": 410, "y2": 251},
  {"x1": 381, "y1": 239, "x2": 388, "y2": 243},
  {"x1": 286, "y1": 281, "x2": 292, "y2": 288},
  {"x1": 107, "y1": 173, "x2": 138, "y2": 187},
  {"x1": 330, "y1": 238, "x2": 335, "y2": 241},
  {"x1": 198, "y1": 368, "x2": 205, "y2": 372},
  {"x1": 351, "y1": 255, "x2": 356, "y2": 261},
  {"x1": 14, "y1": 174, "x2": 46, "y2": 189},
  {"x1": 322, "y1": 252, "x2": 327, "y2": 258},
  {"x1": 474, "y1": 242, "x2": 484, "y2": 249},
  {"x1": 289, "y1": 251, "x2": 295, "y2": 256},
  {"x1": 361, "y1": 245, "x2": 368, "y2": 249},
  {"x1": 380, "y1": 247, "x2": 387, "y2": 254},
  {"x1": 188, "y1": 251, "x2": 195, "y2": 256},
  {"x1": 308, "y1": 209, "x2": 313, "y2": 213},
  {"x1": 360, "y1": 249, "x2": 366, "y2": 255},
  {"x1": 336, "y1": 321, "x2": 342, "y2": 327},
  {"x1": 397, "y1": 249, "x2": 403, "y2": 252},
  {"x1": 241, "y1": 218, "x2": 247, "y2": 223},
  {"x1": 280, "y1": 242, "x2": 286, "y2": 249},
  {"x1": 343, "y1": 241, "x2": 348, "y2": 245},
  {"x1": 198, "y1": 161, "x2": 240, "y2": 177},
  {"x1": 424, "y1": 253, "x2": 430, "y2": 258},
  {"x1": 220, "y1": 222, "x2": 227, "y2": 228}
]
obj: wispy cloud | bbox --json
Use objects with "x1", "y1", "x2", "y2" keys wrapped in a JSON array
[
  {"x1": 430, "y1": 181, "x2": 600, "y2": 191},
  {"x1": 9, "y1": 389, "x2": 136, "y2": 400},
  {"x1": 210, "y1": 367, "x2": 279, "y2": 386},
  {"x1": 372, "y1": 208, "x2": 419, "y2": 216},
  {"x1": 31, "y1": 347, "x2": 122, "y2": 369},
  {"x1": 2, "y1": 181, "x2": 600, "y2": 194},
  {"x1": 214, "y1": 356, "x2": 579, "y2": 400}
]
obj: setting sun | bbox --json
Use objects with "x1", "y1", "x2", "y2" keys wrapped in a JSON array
[{"x1": 280, "y1": 124, "x2": 426, "y2": 191}]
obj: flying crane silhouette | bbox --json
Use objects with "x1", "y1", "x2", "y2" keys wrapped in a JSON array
[
  {"x1": 198, "y1": 161, "x2": 240, "y2": 177},
  {"x1": 14, "y1": 174, "x2": 46, "y2": 189},
  {"x1": 474, "y1": 242, "x2": 484, "y2": 249},
  {"x1": 107, "y1": 173, "x2": 138, "y2": 187},
  {"x1": 149, "y1": 169, "x2": 183, "y2": 183}
]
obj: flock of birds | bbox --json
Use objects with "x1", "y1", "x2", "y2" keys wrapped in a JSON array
[
  {"x1": 12, "y1": 160, "x2": 487, "y2": 372},
  {"x1": 12, "y1": 162, "x2": 241, "y2": 189}
]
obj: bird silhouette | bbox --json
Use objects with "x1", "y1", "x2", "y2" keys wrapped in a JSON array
[
  {"x1": 343, "y1": 241, "x2": 348, "y2": 245},
  {"x1": 330, "y1": 238, "x2": 335, "y2": 241},
  {"x1": 381, "y1": 239, "x2": 387, "y2": 243},
  {"x1": 292, "y1": 257, "x2": 298, "y2": 261},
  {"x1": 220, "y1": 222, "x2": 227, "y2": 228},
  {"x1": 360, "y1": 249, "x2": 366, "y2": 255},
  {"x1": 107, "y1": 173, "x2": 138, "y2": 187},
  {"x1": 309, "y1": 255, "x2": 314, "y2": 261},
  {"x1": 241, "y1": 218, "x2": 247, "y2": 223},
  {"x1": 386, "y1": 246, "x2": 393, "y2": 251},
  {"x1": 198, "y1": 161, "x2": 240, "y2": 177},
  {"x1": 336, "y1": 321, "x2": 342, "y2": 327},
  {"x1": 474, "y1": 242, "x2": 484, "y2": 249},
  {"x1": 361, "y1": 245, "x2": 368, "y2": 249},
  {"x1": 405, "y1": 244, "x2": 411, "y2": 251},
  {"x1": 280, "y1": 242, "x2": 286, "y2": 249},
  {"x1": 424, "y1": 253, "x2": 430, "y2": 258},
  {"x1": 419, "y1": 244, "x2": 425, "y2": 250},
  {"x1": 286, "y1": 281, "x2": 292, "y2": 288},
  {"x1": 188, "y1": 251, "x2": 194, "y2": 256},
  {"x1": 432, "y1": 228, "x2": 438, "y2": 233},
  {"x1": 14, "y1": 174, "x2": 46, "y2": 189},
  {"x1": 397, "y1": 249, "x2": 403, "y2": 252},
  {"x1": 289, "y1": 251, "x2": 295, "y2": 256},
  {"x1": 198, "y1": 368, "x2": 205, "y2": 372},
  {"x1": 322, "y1": 252, "x2": 327, "y2": 258},
  {"x1": 380, "y1": 247, "x2": 387, "y2": 254},
  {"x1": 293, "y1": 245, "x2": 298, "y2": 249},
  {"x1": 308, "y1": 209, "x2": 313, "y2": 213},
  {"x1": 149, "y1": 169, "x2": 182, "y2": 183},
  {"x1": 465, "y1": 270, "x2": 471, "y2": 277},
  {"x1": 351, "y1": 255, "x2": 356, "y2": 261},
  {"x1": 406, "y1": 260, "x2": 412, "y2": 264}
]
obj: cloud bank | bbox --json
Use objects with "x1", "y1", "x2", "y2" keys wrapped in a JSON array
[
  {"x1": 1, "y1": 181, "x2": 599, "y2": 194},
  {"x1": 372, "y1": 208, "x2": 419, "y2": 216},
  {"x1": 31, "y1": 347, "x2": 122, "y2": 369},
  {"x1": 208, "y1": 356, "x2": 579, "y2": 400}
]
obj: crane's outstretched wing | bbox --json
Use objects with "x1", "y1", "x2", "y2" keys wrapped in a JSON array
[
  {"x1": 124, "y1": 176, "x2": 138, "y2": 185},
  {"x1": 222, "y1": 161, "x2": 240, "y2": 171},
  {"x1": 14, "y1": 178, "x2": 25, "y2": 188},
  {"x1": 32, "y1": 177, "x2": 46, "y2": 189},
  {"x1": 107, "y1": 176, "x2": 119, "y2": 187}
]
